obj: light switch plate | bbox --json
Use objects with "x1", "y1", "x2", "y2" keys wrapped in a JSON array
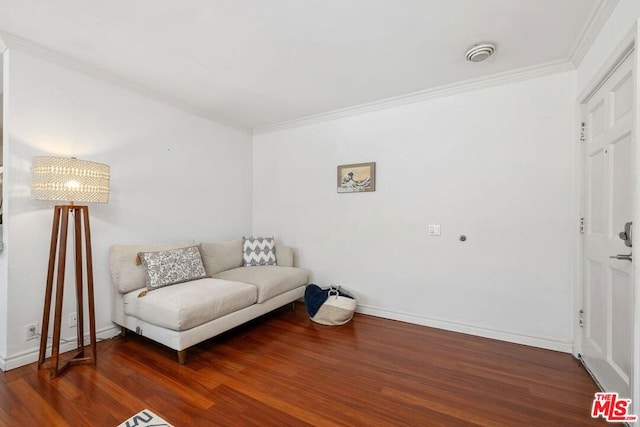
[{"x1": 428, "y1": 224, "x2": 441, "y2": 236}]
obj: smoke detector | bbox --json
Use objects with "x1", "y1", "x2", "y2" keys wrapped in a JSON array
[{"x1": 465, "y1": 43, "x2": 496, "y2": 62}]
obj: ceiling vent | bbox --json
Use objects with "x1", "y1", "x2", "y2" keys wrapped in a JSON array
[{"x1": 465, "y1": 43, "x2": 496, "y2": 62}]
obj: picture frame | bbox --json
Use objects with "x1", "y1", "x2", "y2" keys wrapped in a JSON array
[{"x1": 337, "y1": 162, "x2": 376, "y2": 193}]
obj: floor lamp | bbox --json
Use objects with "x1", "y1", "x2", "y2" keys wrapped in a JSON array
[{"x1": 31, "y1": 156, "x2": 110, "y2": 378}]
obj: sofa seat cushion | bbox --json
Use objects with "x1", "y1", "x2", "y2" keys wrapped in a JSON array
[
  {"x1": 213, "y1": 266, "x2": 308, "y2": 303},
  {"x1": 123, "y1": 278, "x2": 257, "y2": 331}
]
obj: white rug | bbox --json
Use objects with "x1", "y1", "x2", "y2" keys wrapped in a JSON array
[{"x1": 117, "y1": 409, "x2": 174, "y2": 427}]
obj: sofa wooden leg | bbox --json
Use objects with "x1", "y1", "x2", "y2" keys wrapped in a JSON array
[
  {"x1": 120, "y1": 327, "x2": 127, "y2": 337},
  {"x1": 177, "y1": 349, "x2": 187, "y2": 365},
  {"x1": 291, "y1": 301, "x2": 297, "y2": 311}
]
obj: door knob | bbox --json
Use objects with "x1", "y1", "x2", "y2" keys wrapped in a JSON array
[
  {"x1": 618, "y1": 221, "x2": 633, "y2": 247},
  {"x1": 610, "y1": 254, "x2": 633, "y2": 261}
]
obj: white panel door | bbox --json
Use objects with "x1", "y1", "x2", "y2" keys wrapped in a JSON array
[{"x1": 582, "y1": 52, "x2": 635, "y2": 399}]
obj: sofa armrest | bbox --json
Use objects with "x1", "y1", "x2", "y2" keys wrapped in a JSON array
[{"x1": 276, "y1": 245, "x2": 294, "y2": 267}]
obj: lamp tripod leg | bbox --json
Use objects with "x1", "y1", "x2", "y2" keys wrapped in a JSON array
[{"x1": 38, "y1": 205, "x2": 97, "y2": 378}]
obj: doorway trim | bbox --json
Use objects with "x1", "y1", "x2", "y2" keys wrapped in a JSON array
[{"x1": 575, "y1": 22, "x2": 639, "y2": 413}]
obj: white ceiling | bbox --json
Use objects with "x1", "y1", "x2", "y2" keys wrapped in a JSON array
[{"x1": 0, "y1": 0, "x2": 605, "y2": 131}]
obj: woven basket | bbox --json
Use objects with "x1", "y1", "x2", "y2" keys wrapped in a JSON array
[{"x1": 305, "y1": 284, "x2": 357, "y2": 326}]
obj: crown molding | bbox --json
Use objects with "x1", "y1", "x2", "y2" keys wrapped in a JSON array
[
  {"x1": 0, "y1": 30, "x2": 252, "y2": 134},
  {"x1": 253, "y1": 59, "x2": 575, "y2": 135},
  {"x1": 569, "y1": 0, "x2": 619, "y2": 67}
]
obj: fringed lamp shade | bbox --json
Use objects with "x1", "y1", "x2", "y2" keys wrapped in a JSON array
[{"x1": 31, "y1": 156, "x2": 110, "y2": 204}]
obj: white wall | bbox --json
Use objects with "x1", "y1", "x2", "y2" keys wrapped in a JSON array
[
  {"x1": 0, "y1": 47, "x2": 253, "y2": 369},
  {"x1": 254, "y1": 71, "x2": 577, "y2": 351}
]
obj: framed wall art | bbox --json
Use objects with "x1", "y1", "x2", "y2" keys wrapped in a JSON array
[{"x1": 337, "y1": 162, "x2": 376, "y2": 193}]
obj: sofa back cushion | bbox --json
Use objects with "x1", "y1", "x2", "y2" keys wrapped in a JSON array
[
  {"x1": 110, "y1": 241, "x2": 196, "y2": 294},
  {"x1": 275, "y1": 245, "x2": 294, "y2": 267},
  {"x1": 199, "y1": 239, "x2": 244, "y2": 276}
]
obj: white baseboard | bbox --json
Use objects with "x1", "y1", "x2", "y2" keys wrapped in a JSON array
[
  {"x1": 0, "y1": 325, "x2": 121, "y2": 371},
  {"x1": 1, "y1": 310, "x2": 573, "y2": 370},
  {"x1": 356, "y1": 304, "x2": 573, "y2": 353}
]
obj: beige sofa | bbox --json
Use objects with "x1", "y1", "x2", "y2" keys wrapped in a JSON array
[{"x1": 109, "y1": 240, "x2": 308, "y2": 363}]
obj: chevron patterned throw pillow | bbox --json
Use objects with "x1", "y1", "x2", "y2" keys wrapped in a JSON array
[{"x1": 243, "y1": 236, "x2": 277, "y2": 266}]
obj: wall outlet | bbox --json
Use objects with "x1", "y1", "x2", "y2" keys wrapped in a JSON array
[
  {"x1": 25, "y1": 323, "x2": 38, "y2": 341},
  {"x1": 69, "y1": 312, "x2": 77, "y2": 328},
  {"x1": 428, "y1": 224, "x2": 441, "y2": 236}
]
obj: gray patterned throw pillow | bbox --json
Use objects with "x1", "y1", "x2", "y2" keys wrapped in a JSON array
[
  {"x1": 243, "y1": 236, "x2": 277, "y2": 266},
  {"x1": 138, "y1": 246, "x2": 207, "y2": 290}
]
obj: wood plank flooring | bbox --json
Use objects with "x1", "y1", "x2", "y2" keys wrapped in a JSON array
[{"x1": 1, "y1": 305, "x2": 606, "y2": 426}]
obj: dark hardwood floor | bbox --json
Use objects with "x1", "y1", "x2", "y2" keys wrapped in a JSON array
[{"x1": 0, "y1": 305, "x2": 606, "y2": 426}]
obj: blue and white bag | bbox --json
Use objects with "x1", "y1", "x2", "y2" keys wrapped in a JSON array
[{"x1": 304, "y1": 284, "x2": 357, "y2": 325}]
